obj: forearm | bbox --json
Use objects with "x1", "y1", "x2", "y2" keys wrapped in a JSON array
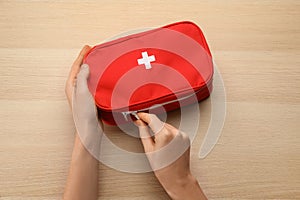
[
  {"x1": 165, "y1": 174, "x2": 207, "y2": 200},
  {"x1": 63, "y1": 134, "x2": 98, "y2": 200}
]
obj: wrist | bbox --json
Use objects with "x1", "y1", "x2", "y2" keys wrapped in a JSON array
[
  {"x1": 165, "y1": 174, "x2": 206, "y2": 200},
  {"x1": 72, "y1": 134, "x2": 97, "y2": 162}
]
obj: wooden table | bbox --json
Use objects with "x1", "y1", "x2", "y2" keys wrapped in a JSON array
[{"x1": 0, "y1": 1, "x2": 299, "y2": 199}]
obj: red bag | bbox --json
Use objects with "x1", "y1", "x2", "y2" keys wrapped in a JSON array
[{"x1": 83, "y1": 21, "x2": 213, "y2": 125}]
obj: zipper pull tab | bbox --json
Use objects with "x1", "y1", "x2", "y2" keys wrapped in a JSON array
[
  {"x1": 122, "y1": 111, "x2": 130, "y2": 121},
  {"x1": 121, "y1": 111, "x2": 140, "y2": 121}
]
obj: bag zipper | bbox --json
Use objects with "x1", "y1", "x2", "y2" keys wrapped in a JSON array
[{"x1": 121, "y1": 87, "x2": 206, "y2": 121}]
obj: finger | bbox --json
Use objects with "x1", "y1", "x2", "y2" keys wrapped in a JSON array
[
  {"x1": 134, "y1": 119, "x2": 154, "y2": 152},
  {"x1": 73, "y1": 45, "x2": 91, "y2": 67},
  {"x1": 68, "y1": 45, "x2": 91, "y2": 81},
  {"x1": 137, "y1": 112, "x2": 165, "y2": 134}
]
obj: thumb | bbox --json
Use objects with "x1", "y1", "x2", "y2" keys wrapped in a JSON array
[
  {"x1": 137, "y1": 112, "x2": 164, "y2": 135},
  {"x1": 76, "y1": 64, "x2": 91, "y2": 96},
  {"x1": 77, "y1": 64, "x2": 90, "y2": 81}
]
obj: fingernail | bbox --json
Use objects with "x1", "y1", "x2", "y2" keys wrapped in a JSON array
[{"x1": 132, "y1": 112, "x2": 140, "y2": 120}]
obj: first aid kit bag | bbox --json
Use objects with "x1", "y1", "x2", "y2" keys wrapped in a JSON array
[{"x1": 83, "y1": 21, "x2": 214, "y2": 125}]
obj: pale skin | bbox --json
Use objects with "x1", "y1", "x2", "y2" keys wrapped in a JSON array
[
  {"x1": 64, "y1": 45, "x2": 99, "y2": 200},
  {"x1": 63, "y1": 45, "x2": 207, "y2": 200}
]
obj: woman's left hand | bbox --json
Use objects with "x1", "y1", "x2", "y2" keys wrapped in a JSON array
[
  {"x1": 65, "y1": 45, "x2": 91, "y2": 107},
  {"x1": 65, "y1": 45, "x2": 103, "y2": 153},
  {"x1": 63, "y1": 45, "x2": 100, "y2": 200}
]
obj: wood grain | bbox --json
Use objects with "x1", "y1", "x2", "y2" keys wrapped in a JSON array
[{"x1": 0, "y1": 1, "x2": 299, "y2": 199}]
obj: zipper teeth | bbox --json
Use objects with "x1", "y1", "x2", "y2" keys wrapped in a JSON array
[
  {"x1": 87, "y1": 21, "x2": 189, "y2": 52},
  {"x1": 121, "y1": 87, "x2": 206, "y2": 121},
  {"x1": 86, "y1": 21, "x2": 206, "y2": 58}
]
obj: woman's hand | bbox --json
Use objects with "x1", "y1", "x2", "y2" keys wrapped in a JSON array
[
  {"x1": 135, "y1": 113, "x2": 207, "y2": 200},
  {"x1": 63, "y1": 45, "x2": 100, "y2": 200},
  {"x1": 65, "y1": 45, "x2": 103, "y2": 151}
]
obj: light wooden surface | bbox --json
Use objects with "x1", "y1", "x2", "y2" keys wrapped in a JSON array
[{"x1": 0, "y1": 1, "x2": 299, "y2": 199}]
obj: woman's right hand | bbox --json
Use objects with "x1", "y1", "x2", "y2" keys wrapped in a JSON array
[{"x1": 135, "y1": 113, "x2": 207, "y2": 200}]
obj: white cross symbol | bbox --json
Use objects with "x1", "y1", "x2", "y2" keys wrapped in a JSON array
[{"x1": 137, "y1": 51, "x2": 156, "y2": 70}]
